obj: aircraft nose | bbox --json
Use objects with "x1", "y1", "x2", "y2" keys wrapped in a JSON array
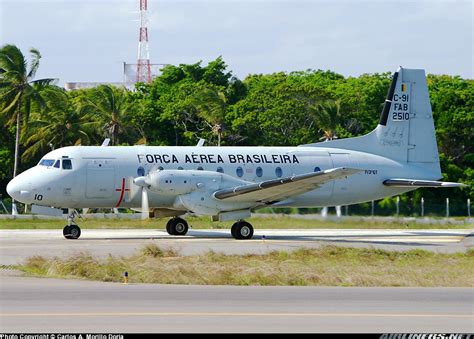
[
  {"x1": 7, "y1": 177, "x2": 20, "y2": 200},
  {"x1": 6, "y1": 176, "x2": 30, "y2": 202}
]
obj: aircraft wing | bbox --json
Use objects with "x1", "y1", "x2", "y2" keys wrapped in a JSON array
[
  {"x1": 213, "y1": 167, "x2": 361, "y2": 203},
  {"x1": 383, "y1": 179, "x2": 467, "y2": 188}
]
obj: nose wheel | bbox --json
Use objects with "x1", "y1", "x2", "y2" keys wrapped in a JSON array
[
  {"x1": 63, "y1": 209, "x2": 81, "y2": 239},
  {"x1": 231, "y1": 220, "x2": 254, "y2": 240},
  {"x1": 63, "y1": 224, "x2": 81, "y2": 239},
  {"x1": 166, "y1": 217, "x2": 189, "y2": 236}
]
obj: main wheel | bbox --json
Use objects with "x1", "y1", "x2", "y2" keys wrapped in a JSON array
[
  {"x1": 165, "y1": 219, "x2": 174, "y2": 235},
  {"x1": 231, "y1": 221, "x2": 254, "y2": 240},
  {"x1": 168, "y1": 218, "x2": 188, "y2": 236},
  {"x1": 63, "y1": 224, "x2": 81, "y2": 240}
]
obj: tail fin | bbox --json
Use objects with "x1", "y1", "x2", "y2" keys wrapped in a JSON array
[{"x1": 302, "y1": 67, "x2": 440, "y2": 166}]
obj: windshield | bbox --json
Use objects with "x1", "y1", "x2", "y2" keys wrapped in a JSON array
[{"x1": 39, "y1": 159, "x2": 55, "y2": 167}]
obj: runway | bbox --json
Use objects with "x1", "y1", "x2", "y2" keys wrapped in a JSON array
[
  {"x1": 0, "y1": 228, "x2": 472, "y2": 265},
  {"x1": 1, "y1": 229, "x2": 473, "y2": 332},
  {"x1": 0, "y1": 275, "x2": 472, "y2": 333}
]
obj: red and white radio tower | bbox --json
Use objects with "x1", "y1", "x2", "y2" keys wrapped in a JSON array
[{"x1": 136, "y1": 0, "x2": 151, "y2": 83}]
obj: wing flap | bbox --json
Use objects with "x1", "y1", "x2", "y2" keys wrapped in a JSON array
[
  {"x1": 214, "y1": 167, "x2": 361, "y2": 203},
  {"x1": 383, "y1": 179, "x2": 467, "y2": 188}
]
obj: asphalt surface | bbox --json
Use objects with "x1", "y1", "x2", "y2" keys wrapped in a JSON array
[
  {"x1": 0, "y1": 228, "x2": 472, "y2": 265},
  {"x1": 0, "y1": 275, "x2": 473, "y2": 333}
]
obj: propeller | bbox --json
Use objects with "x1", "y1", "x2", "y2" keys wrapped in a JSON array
[
  {"x1": 141, "y1": 185, "x2": 149, "y2": 220},
  {"x1": 133, "y1": 176, "x2": 151, "y2": 220}
]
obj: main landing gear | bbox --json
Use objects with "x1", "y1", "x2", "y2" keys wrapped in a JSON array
[
  {"x1": 164, "y1": 217, "x2": 254, "y2": 240},
  {"x1": 231, "y1": 220, "x2": 254, "y2": 240},
  {"x1": 63, "y1": 209, "x2": 81, "y2": 240},
  {"x1": 166, "y1": 217, "x2": 189, "y2": 236}
]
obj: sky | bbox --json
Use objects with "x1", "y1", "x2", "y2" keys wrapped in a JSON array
[{"x1": 0, "y1": 0, "x2": 472, "y2": 85}]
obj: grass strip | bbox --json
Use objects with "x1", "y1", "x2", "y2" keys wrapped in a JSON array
[{"x1": 19, "y1": 245, "x2": 474, "y2": 287}]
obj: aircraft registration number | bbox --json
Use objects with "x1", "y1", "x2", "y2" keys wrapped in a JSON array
[{"x1": 392, "y1": 93, "x2": 410, "y2": 121}]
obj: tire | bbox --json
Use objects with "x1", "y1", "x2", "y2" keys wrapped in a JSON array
[
  {"x1": 63, "y1": 225, "x2": 71, "y2": 238},
  {"x1": 232, "y1": 221, "x2": 254, "y2": 240},
  {"x1": 68, "y1": 224, "x2": 81, "y2": 239},
  {"x1": 170, "y1": 218, "x2": 188, "y2": 236},
  {"x1": 166, "y1": 219, "x2": 174, "y2": 235},
  {"x1": 63, "y1": 225, "x2": 70, "y2": 236}
]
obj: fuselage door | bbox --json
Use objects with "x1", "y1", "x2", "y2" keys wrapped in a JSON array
[{"x1": 85, "y1": 159, "x2": 116, "y2": 199}]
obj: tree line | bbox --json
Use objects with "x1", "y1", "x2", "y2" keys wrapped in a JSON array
[{"x1": 0, "y1": 45, "x2": 472, "y2": 215}]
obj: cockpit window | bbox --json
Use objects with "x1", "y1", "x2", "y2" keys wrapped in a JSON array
[
  {"x1": 39, "y1": 159, "x2": 55, "y2": 167},
  {"x1": 62, "y1": 159, "x2": 72, "y2": 170},
  {"x1": 53, "y1": 160, "x2": 60, "y2": 168}
]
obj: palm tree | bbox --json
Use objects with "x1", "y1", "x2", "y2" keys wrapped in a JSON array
[
  {"x1": 80, "y1": 85, "x2": 135, "y2": 145},
  {"x1": 0, "y1": 44, "x2": 55, "y2": 214},
  {"x1": 192, "y1": 87, "x2": 227, "y2": 146},
  {"x1": 0, "y1": 44, "x2": 55, "y2": 177},
  {"x1": 316, "y1": 99, "x2": 341, "y2": 141},
  {"x1": 21, "y1": 87, "x2": 91, "y2": 161}
]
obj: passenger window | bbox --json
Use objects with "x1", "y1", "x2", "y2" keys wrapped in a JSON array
[
  {"x1": 216, "y1": 167, "x2": 224, "y2": 173},
  {"x1": 256, "y1": 167, "x2": 263, "y2": 177},
  {"x1": 137, "y1": 166, "x2": 145, "y2": 176},
  {"x1": 314, "y1": 167, "x2": 321, "y2": 172},
  {"x1": 236, "y1": 167, "x2": 244, "y2": 177},
  {"x1": 62, "y1": 159, "x2": 72, "y2": 170},
  {"x1": 275, "y1": 167, "x2": 283, "y2": 178},
  {"x1": 53, "y1": 160, "x2": 60, "y2": 168},
  {"x1": 197, "y1": 166, "x2": 204, "y2": 171}
]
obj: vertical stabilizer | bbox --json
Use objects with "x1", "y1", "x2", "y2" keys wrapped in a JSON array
[{"x1": 302, "y1": 67, "x2": 440, "y2": 168}]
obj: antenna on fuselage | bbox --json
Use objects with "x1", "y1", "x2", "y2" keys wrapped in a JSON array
[
  {"x1": 101, "y1": 138, "x2": 111, "y2": 147},
  {"x1": 196, "y1": 138, "x2": 206, "y2": 147}
]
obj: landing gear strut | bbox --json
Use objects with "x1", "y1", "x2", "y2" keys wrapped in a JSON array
[
  {"x1": 63, "y1": 209, "x2": 81, "y2": 240},
  {"x1": 166, "y1": 217, "x2": 189, "y2": 236},
  {"x1": 231, "y1": 220, "x2": 254, "y2": 240}
]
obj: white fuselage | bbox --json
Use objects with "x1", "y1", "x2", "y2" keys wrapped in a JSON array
[{"x1": 7, "y1": 145, "x2": 441, "y2": 212}]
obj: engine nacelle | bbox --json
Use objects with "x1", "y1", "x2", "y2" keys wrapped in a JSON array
[
  {"x1": 145, "y1": 169, "x2": 244, "y2": 196},
  {"x1": 137, "y1": 169, "x2": 256, "y2": 215},
  {"x1": 145, "y1": 170, "x2": 198, "y2": 195}
]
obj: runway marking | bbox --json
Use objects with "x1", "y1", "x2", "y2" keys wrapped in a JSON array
[
  {"x1": 321, "y1": 237, "x2": 465, "y2": 243},
  {"x1": 1, "y1": 312, "x2": 472, "y2": 318},
  {"x1": 171, "y1": 236, "x2": 466, "y2": 244}
]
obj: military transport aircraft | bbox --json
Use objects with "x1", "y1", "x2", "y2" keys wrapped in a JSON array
[{"x1": 6, "y1": 67, "x2": 466, "y2": 240}]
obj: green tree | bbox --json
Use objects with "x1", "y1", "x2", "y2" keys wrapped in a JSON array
[
  {"x1": 21, "y1": 87, "x2": 91, "y2": 161},
  {"x1": 192, "y1": 87, "x2": 227, "y2": 146},
  {"x1": 80, "y1": 85, "x2": 138, "y2": 145},
  {"x1": 228, "y1": 71, "x2": 331, "y2": 146},
  {"x1": 132, "y1": 58, "x2": 236, "y2": 146},
  {"x1": 0, "y1": 44, "x2": 55, "y2": 177},
  {"x1": 314, "y1": 99, "x2": 341, "y2": 141}
]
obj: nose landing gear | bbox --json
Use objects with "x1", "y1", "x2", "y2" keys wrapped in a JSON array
[
  {"x1": 63, "y1": 224, "x2": 81, "y2": 239},
  {"x1": 63, "y1": 209, "x2": 81, "y2": 240}
]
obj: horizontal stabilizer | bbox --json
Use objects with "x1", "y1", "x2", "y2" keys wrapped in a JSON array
[
  {"x1": 214, "y1": 167, "x2": 361, "y2": 203},
  {"x1": 383, "y1": 179, "x2": 467, "y2": 188}
]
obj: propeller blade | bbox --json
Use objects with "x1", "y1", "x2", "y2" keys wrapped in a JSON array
[
  {"x1": 141, "y1": 186, "x2": 149, "y2": 220},
  {"x1": 133, "y1": 176, "x2": 149, "y2": 187}
]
